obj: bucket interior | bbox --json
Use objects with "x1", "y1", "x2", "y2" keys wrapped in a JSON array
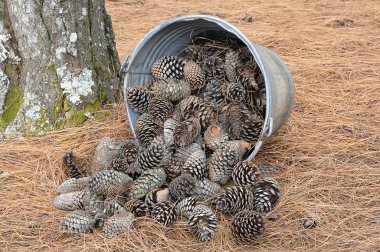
[{"x1": 125, "y1": 18, "x2": 266, "y2": 132}]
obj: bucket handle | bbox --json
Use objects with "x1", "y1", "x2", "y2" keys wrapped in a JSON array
[
  {"x1": 264, "y1": 117, "x2": 273, "y2": 138},
  {"x1": 120, "y1": 53, "x2": 130, "y2": 76}
]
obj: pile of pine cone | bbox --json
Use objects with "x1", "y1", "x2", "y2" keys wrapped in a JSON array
[{"x1": 53, "y1": 38, "x2": 280, "y2": 243}]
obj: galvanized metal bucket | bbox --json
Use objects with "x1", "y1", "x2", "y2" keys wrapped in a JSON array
[{"x1": 123, "y1": 15, "x2": 295, "y2": 160}]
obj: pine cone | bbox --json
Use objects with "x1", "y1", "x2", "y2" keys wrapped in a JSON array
[
  {"x1": 147, "y1": 97, "x2": 174, "y2": 125},
  {"x1": 174, "y1": 117, "x2": 201, "y2": 147},
  {"x1": 151, "y1": 79, "x2": 191, "y2": 101},
  {"x1": 63, "y1": 151, "x2": 84, "y2": 178},
  {"x1": 211, "y1": 186, "x2": 252, "y2": 215},
  {"x1": 127, "y1": 168, "x2": 167, "y2": 200},
  {"x1": 252, "y1": 178, "x2": 280, "y2": 213},
  {"x1": 231, "y1": 160, "x2": 261, "y2": 187},
  {"x1": 163, "y1": 118, "x2": 179, "y2": 149},
  {"x1": 116, "y1": 139, "x2": 140, "y2": 164},
  {"x1": 103, "y1": 212, "x2": 135, "y2": 238},
  {"x1": 203, "y1": 79, "x2": 225, "y2": 111},
  {"x1": 184, "y1": 45, "x2": 206, "y2": 63},
  {"x1": 175, "y1": 197, "x2": 198, "y2": 218},
  {"x1": 240, "y1": 114, "x2": 263, "y2": 144},
  {"x1": 182, "y1": 149, "x2": 207, "y2": 180},
  {"x1": 145, "y1": 188, "x2": 171, "y2": 208},
  {"x1": 60, "y1": 210, "x2": 96, "y2": 235},
  {"x1": 231, "y1": 210, "x2": 266, "y2": 243},
  {"x1": 135, "y1": 113, "x2": 161, "y2": 148},
  {"x1": 124, "y1": 199, "x2": 149, "y2": 217},
  {"x1": 89, "y1": 170, "x2": 133, "y2": 196},
  {"x1": 243, "y1": 70, "x2": 266, "y2": 117},
  {"x1": 202, "y1": 55, "x2": 225, "y2": 81},
  {"x1": 134, "y1": 137, "x2": 165, "y2": 174},
  {"x1": 53, "y1": 190, "x2": 92, "y2": 211},
  {"x1": 56, "y1": 177, "x2": 90, "y2": 194},
  {"x1": 192, "y1": 179, "x2": 223, "y2": 200},
  {"x1": 160, "y1": 156, "x2": 183, "y2": 180},
  {"x1": 169, "y1": 174, "x2": 197, "y2": 201},
  {"x1": 174, "y1": 143, "x2": 203, "y2": 161},
  {"x1": 238, "y1": 47, "x2": 257, "y2": 66},
  {"x1": 101, "y1": 196, "x2": 128, "y2": 217},
  {"x1": 91, "y1": 137, "x2": 119, "y2": 175},
  {"x1": 237, "y1": 65, "x2": 259, "y2": 91},
  {"x1": 151, "y1": 202, "x2": 178, "y2": 227},
  {"x1": 208, "y1": 140, "x2": 251, "y2": 185},
  {"x1": 188, "y1": 205, "x2": 217, "y2": 241},
  {"x1": 126, "y1": 86, "x2": 151, "y2": 113},
  {"x1": 204, "y1": 124, "x2": 229, "y2": 152},
  {"x1": 224, "y1": 82, "x2": 245, "y2": 103},
  {"x1": 302, "y1": 209, "x2": 323, "y2": 228},
  {"x1": 218, "y1": 104, "x2": 245, "y2": 140},
  {"x1": 86, "y1": 193, "x2": 106, "y2": 217},
  {"x1": 151, "y1": 56, "x2": 184, "y2": 80},
  {"x1": 224, "y1": 50, "x2": 240, "y2": 82},
  {"x1": 253, "y1": 86, "x2": 266, "y2": 116},
  {"x1": 107, "y1": 158, "x2": 130, "y2": 174},
  {"x1": 175, "y1": 96, "x2": 214, "y2": 129},
  {"x1": 183, "y1": 60, "x2": 206, "y2": 90}
]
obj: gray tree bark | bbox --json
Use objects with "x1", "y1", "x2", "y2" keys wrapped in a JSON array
[{"x1": 0, "y1": 0, "x2": 120, "y2": 138}]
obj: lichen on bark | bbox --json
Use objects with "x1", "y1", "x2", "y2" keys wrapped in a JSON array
[{"x1": 0, "y1": 0, "x2": 121, "y2": 137}]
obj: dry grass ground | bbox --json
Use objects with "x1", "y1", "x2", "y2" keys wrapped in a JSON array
[{"x1": 1, "y1": 0, "x2": 379, "y2": 251}]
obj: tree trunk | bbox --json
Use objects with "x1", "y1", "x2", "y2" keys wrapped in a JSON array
[{"x1": 0, "y1": 0, "x2": 120, "y2": 138}]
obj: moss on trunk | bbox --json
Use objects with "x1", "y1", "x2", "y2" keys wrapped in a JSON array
[{"x1": 0, "y1": 84, "x2": 24, "y2": 128}]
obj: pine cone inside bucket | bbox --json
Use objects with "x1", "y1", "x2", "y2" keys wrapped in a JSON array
[
  {"x1": 151, "y1": 56, "x2": 184, "y2": 80},
  {"x1": 203, "y1": 79, "x2": 225, "y2": 111},
  {"x1": 183, "y1": 60, "x2": 206, "y2": 90},
  {"x1": 174, "y1": 117, "x2": 201, "y2": 147},
  {"x1": 126, "y1": 86, "x2": 151, "y2": 113},
  {"x1": 151, "y1": 79, "x2": 191, "y2": 102},
  {"x1": 175, "y1": 96, "x2": 214, "y2": 129},
  {"x1": 224, "y1": 50, "x2": 240, "y2": 82},
  {"x1": 147, "y1": 97, "x2": 174, "y2": 125},
  {"x1": 224, "y1": 82, "x2": 246, "y2": 103},
  {"x1": 135, "y1": 113, "x2": 161, "y2": 147},
  {"x1": 202, "y1": 55, "x2": 225, "y2": 81},
  {"x1": 204, "y1": 123, "x2": 229, "y2": 151}
]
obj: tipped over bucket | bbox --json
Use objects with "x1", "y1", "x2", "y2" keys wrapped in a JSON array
[{"x1": 123, "y1": 15, "x2": 295, "y2": 160}]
